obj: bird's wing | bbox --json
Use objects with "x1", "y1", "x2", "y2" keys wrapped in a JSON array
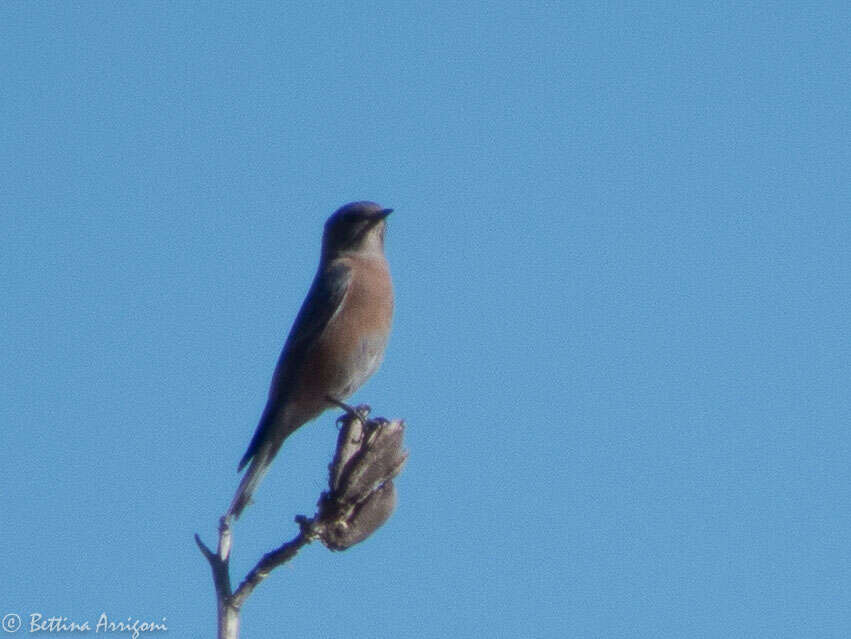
[{"x1": 237, "y1": 260, "x2": 352, "y2": 471}]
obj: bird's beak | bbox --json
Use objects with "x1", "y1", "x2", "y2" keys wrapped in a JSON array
[{"x1": 367, "y1": 208, "x2": 393, "y2": 228}]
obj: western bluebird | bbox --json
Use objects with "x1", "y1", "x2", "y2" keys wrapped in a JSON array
[{"x1": 226, "y1": 201, "x2": 394, "y2": 520}]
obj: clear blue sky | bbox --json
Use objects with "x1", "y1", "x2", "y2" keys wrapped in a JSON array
[{"x1": 3, "y1": 3, "x2": 850, "y2": 638}]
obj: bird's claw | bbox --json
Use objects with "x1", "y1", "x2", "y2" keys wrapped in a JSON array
[{"x1": 327, "y1": 396, "x2": 371, "y2": 425}]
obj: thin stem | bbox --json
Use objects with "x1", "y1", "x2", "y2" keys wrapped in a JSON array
[
  {"x1": 196, "y1": 518, "x2": 317, "y2": 638},
  {"x1": 232, "y1": 524, "x2": 315, "y2": 608}
]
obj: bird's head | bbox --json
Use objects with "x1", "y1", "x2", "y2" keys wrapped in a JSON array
[{"x1": 322, "y1": 201, "x2": 392, "y2": 260}]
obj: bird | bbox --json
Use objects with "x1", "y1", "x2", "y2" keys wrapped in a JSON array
[{"x1": 226, "y1": 201, "x2": 394, "y2": 521}]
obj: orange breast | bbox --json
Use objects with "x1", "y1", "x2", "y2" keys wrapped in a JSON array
[{"x1": 294, "y1": 254, "x2": 393, "y2": 414}]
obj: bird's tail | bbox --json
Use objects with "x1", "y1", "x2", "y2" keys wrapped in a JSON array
[{"x1": 226, "y1": 451, "x2": 272, "y2": 521}]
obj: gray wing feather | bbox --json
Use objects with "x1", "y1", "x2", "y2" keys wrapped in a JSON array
[{"x1": 237, "y1": 261, "x2": 352, "y2": 471}]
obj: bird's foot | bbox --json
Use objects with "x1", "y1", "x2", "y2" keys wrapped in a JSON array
[{"x1": 327, "y1": 396, "x2": 371, "y2": 426}]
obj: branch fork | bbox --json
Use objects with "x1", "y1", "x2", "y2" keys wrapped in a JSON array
[{"x1": 196, "y1": 409, "x2": 407, "y2": 639}]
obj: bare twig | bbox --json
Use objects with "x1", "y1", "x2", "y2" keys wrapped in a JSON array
[
  {"x1": 231, "y1": 516, "x2": 316, "y2": 607},
  {"x1": 194, "y1": 519, "x2": 238, "y2": 639},
  {"x1": 196, "y1": 411, "x2": 407, "y2": 639}
]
